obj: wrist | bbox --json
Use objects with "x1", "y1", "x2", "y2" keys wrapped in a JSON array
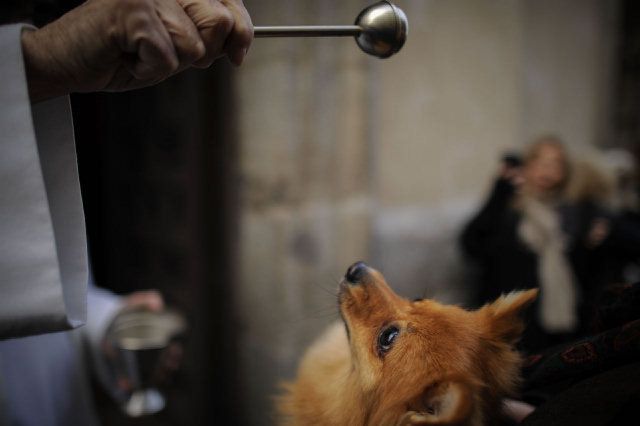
[{"x1": 21, "y1": 27, "x2": 71, "y2": 103}]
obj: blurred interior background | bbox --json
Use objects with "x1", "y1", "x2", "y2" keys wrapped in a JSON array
[{"x1": 3, "y1": 0, "x2": 639, "y2": 424}]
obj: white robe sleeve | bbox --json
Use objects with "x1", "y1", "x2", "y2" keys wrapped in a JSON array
[
  {"x1": 0, "y1": 23, "x2": 88, "y2": 339},
  {"x1": 84, "y1": 282, "x2": 127, "y2": 402}
]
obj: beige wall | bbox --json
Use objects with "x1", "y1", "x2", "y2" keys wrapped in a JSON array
[
  {"x1": 234, "y1": 1, "x2": 617, "y2": 423},
  {"x1": 522, "y1": 0, "x2": 618, "y2": 149}
]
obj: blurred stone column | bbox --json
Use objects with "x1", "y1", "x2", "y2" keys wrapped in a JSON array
[
  {"x1": 235, "y1": 1, "x2": 373, "y2": 422},
  {"x1": 522, "y1": 0, "x2": 618, "y2": 148}
]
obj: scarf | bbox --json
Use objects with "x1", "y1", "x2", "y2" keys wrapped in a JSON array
[{"x1": 518, "y1": 195, "x2": 578, "y2": 333}]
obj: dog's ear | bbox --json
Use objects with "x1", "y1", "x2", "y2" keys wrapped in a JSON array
[
  {"x1": 399, "y1": 380, "x2": 473, "y2": 425},
  {"x1": 481, "y1": 289, "x2": 538, "y2": 344}
]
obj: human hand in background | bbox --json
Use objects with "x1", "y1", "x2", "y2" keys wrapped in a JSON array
[
  {"x1": 503, "y1": 398, "x2": 536, "y2": 423},
  {"x1": 499, "y1": 153, "x2": 525, "y2": 189},
  {"x1": 20, "y1": 0, "x2": 253, "y2": 102},
  {"x1": 586, "y1": 218, "x2": 610, "y2": 248},
  {"x1": 123, "y1": 289, "x2": 165, "y2": 312}
]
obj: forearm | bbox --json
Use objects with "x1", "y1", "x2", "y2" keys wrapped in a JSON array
[
  {"x1": 21, "y1": 28, "x2": 70, "y2": 103},
  {"x1": 19, "y1": 0, "x2": 114, "y2": 103}
]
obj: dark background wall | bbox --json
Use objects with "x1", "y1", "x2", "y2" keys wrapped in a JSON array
[
  {"x1": 72, "y1": 68, "x2": 244, "y2": 425},
  {"x1": 616, "y1": 0, "x2": 640, "y2": 152}
]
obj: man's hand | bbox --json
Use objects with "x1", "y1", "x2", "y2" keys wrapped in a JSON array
[{"x1": 21, "y1": 0, "x2": 253, "y2": 102}]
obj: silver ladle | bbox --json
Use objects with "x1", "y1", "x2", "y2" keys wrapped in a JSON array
[{"x1": 254, "y1": 1, "x2": 408, "y2": 59}]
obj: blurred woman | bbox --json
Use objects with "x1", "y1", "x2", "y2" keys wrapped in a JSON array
[{"x1": 460, "y1": 136, "x2": 612, "y2": 351}]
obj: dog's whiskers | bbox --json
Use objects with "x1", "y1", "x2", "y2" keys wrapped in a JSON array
[{"x1": 282, "y1": 305, "x2": 338, "y2": 324}]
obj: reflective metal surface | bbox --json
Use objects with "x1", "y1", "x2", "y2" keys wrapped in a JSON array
[
  {"x1": 254, "y1": 1, "x2": 408, "y2": 58},
  {"x1": 254, "y1": 25, "x2": 361, "y2": 37},
  {"x1": 354, "y1": 1, "x2": 408, "y2": 58},
  {"x1": 104, "y1": 309, "x2": 187, "y2": 417},
  {"x1": 110, "y1": 309, "x2": 186, "y2": 351}
]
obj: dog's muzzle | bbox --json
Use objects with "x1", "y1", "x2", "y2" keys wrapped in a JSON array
[{"x1": 344, "y1": 261, "x2": 370, "y2": 285}]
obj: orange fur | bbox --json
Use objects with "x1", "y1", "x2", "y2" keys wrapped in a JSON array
[{"x1": 278, "y1": 264, "x2": 537, "y2": 426}]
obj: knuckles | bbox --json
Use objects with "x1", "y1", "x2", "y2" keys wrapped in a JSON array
[
  {"x1": 111, "y1": 0, "x2": 155, "y2": 17},
  {"x1": 100, "y1": 0, "x2": 252, "y2": 78},
  {"x1": 234, "y1": 22, "x2": 254, "y2": 49},
  {"x1": 212, "y1": 6, "x2": 235, "y2": 38}
]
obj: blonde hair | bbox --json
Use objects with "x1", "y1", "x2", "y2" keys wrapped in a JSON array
[
  {"x1": 564, "y1": 159, "x2": 614, "y2": 204},
  {"x1": 523, "y1": 135, "x2": 571, "y2": 192}
]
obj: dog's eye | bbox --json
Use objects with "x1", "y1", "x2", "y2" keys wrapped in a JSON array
[{"x1": 377, "y1": 326, "x2": 400, "y2": 356}]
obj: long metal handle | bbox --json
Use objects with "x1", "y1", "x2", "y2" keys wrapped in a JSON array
[{"x1": 254, "y1": 25, "x2": 362, "y2": 37}]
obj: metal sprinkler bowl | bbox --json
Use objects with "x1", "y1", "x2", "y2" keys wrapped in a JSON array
[{"x1": 254, "y1": 1, "x2": 408, "y2": 59}]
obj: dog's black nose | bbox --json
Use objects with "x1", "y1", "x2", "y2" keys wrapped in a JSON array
[{"x1": 345, "y1": 261, "x2": 369, "y2": 284}]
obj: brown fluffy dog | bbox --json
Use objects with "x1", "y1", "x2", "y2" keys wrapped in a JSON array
[{"x1": 278, "y1": 262, "x2": 537, "y2": 426}]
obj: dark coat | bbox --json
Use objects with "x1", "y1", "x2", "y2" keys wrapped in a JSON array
[
  {"x1": 519, "y1": 283, "x2": 640, "y2": 426},
  {"x1": 460, "y1": 178, "x2": 539, "y2": 303}
]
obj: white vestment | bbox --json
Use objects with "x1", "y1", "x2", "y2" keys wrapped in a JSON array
[
  {"x1": 0, "y1": 23, "x2": 87, "y2": 338},
  {"x1": 0, "y1": 284, "x2": 124, "y2": 426},
  {"x1": 0, "y1": 23, "x2": 124, "y2": 425}
]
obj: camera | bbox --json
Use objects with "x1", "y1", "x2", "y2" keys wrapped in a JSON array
[{"x1": 502, "y1": 153, "x2": 523, "y2": 168}]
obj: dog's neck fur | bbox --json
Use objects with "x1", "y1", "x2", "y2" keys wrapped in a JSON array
[{"x1": 278, "y1": 323, "x2": 366, "y2": 424}]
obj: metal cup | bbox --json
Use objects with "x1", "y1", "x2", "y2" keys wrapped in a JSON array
[{"x1": 104, "y1": 308, "x2": 187, "y2": 417}]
